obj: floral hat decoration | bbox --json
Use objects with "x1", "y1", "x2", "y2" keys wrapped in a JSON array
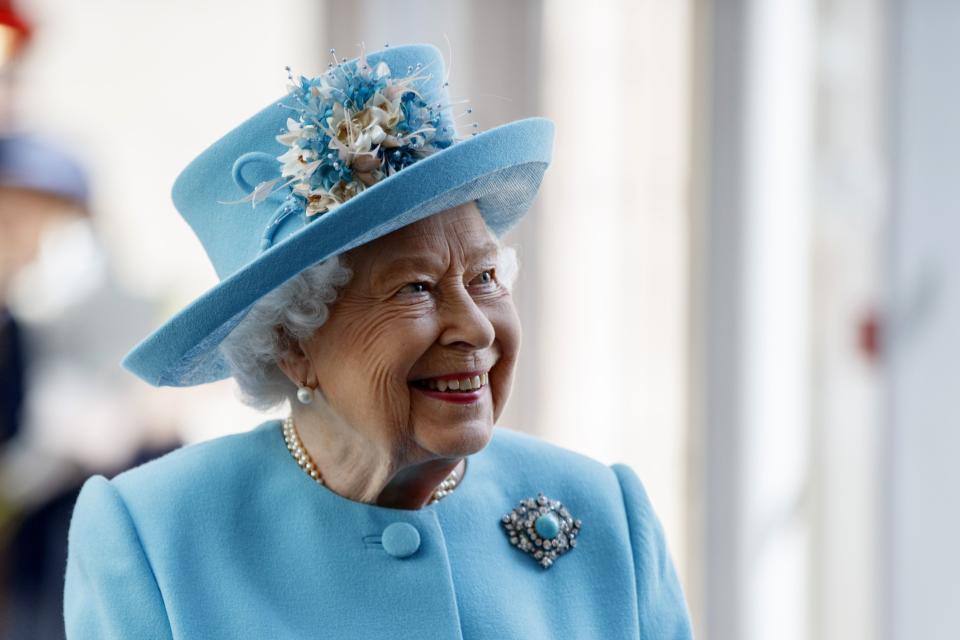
[
  {"x1": 256, "y1": 48, "x2": 458, "y2": 220},
  {"x1": 122, "y1": 43, "x2": 554, "y2": 387}
]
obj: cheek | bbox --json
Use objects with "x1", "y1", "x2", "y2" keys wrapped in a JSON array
[
  {"x1": 486, "y1": 297, "x2": 522, "y2": 417},
  {"x1": 312, "y1": 305, "x2": 437, "y2": 412}
]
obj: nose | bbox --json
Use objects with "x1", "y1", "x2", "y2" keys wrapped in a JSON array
[{"x1": 438, "y1": 283, "x2": 496, "y2": 350}]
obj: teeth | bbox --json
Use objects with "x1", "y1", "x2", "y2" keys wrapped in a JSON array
[{"x1": 421, "y1": 372, "x2": 490, "y2": 392}]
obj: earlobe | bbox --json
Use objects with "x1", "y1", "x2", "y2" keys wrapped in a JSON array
[
  {"x1": 275, "y1": 354, "x2": 302, "y2": 389},
  {"x1": 274, "y1": 328, "x2": 315, "y2": 389},
  {"x1": 277, "y1": 349, "x2": 317, "y2": 406}
]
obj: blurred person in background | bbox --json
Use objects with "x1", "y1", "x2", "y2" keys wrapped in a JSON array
[
  {"x1": 0, "y1": 2, "x2": 179, "y2": 637},
  {"x1": 63, "y1": 43, "x2": 693, "y2": 639},
  {"x1": 0, "y1": 132, "x2": 178, "y2": 640},
  {"x1": 0, "y1": 132, "x2": 89, "y2": 639}
]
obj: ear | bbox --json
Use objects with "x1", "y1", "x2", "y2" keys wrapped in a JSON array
[{"x1": 274, "y1": 327, "x2": 315, "y2": 388}]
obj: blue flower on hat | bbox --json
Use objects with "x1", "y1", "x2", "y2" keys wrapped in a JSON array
[{"x1": 254, "y1": 47, "x2": 457, "y2": 219}]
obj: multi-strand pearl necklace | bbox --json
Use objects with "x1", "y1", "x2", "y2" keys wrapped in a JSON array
[{"x1": 281, "y1": 415, "x2": 462, "y2": 505}]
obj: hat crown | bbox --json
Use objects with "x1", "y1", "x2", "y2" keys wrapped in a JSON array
[{"x1": 172, "y1": 44, "x2": 453, "y2": 281}]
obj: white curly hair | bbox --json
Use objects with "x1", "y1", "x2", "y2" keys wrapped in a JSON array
[{"x1": 219, "y1": 232, "x2": 519, "y2": 410}]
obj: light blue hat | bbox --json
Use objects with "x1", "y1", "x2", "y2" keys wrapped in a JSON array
[{"x1": 122, "y1": 43, "x2": 554, "y2": 387}]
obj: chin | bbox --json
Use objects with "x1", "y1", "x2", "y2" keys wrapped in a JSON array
[{"x1": 416, "y1": 419, "x2": 494, "y2": 459}]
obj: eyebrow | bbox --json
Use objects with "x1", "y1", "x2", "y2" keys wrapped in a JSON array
[
  {"x1": 463, "y1": 240, "x2": 501, "y2": 268},
  {"x1": 373, "y1": 241, "x2": 501, "y2": 283}
]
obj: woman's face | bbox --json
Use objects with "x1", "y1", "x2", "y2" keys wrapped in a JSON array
[{"x1": 294, "y1": 201, "x2": 521, "y2": 464}]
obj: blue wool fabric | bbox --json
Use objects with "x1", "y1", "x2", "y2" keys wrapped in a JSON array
[{"x1": 64, "y1": 423, "x2": 693, "y2": 639}]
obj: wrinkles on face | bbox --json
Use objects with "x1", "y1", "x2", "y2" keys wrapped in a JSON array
[
  {"x1": 311, "y1": 299, "x2": 417, "y2": 454},
  {"x1": 289, "y1": 201, "x2": 521, "y2": 504}
]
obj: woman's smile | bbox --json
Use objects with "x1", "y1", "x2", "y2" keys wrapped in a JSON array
[{"x1": 410, "y1": 370, "x2": 490, "y2": 404}]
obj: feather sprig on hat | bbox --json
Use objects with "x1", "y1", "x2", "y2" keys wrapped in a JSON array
[{"x1": 253, "y1": 46, "x2": 457, "y2": 218}]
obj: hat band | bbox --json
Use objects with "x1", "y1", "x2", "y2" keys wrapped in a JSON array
[{"x1": 259, "y1": 200, "x2": 299, "y2": 252}]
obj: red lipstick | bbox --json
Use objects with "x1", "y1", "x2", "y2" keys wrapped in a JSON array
[{"x1": 413, "y1": 385, "x2": 485, "y2": 404}]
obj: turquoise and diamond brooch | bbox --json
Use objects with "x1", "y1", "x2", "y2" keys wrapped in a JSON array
[{"x1": 502, "y1": 493, "x2": 581, "y2": 569}]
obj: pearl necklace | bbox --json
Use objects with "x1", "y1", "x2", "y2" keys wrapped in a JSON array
[{"x1": 281, "y1": 415, "x2": 462, "y2": 505}]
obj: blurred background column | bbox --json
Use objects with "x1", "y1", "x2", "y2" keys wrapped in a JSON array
[
  {"x1": 693, "y1": 0, "x2": 818, "y2": 636},
  {"x1": 809, "y1": 1, "x2": 886, "y2": 639},
  {"x1": 885, "y1": 1, "x2": 960, "y2": 638},
  {"x1": 692, "y1": 0, "x2": 887, "y2": 638},
  {"x1": 538, "y1": 0, "x2": 693, "y2": 597}
]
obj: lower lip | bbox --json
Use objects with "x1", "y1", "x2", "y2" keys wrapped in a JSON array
[{"x1": 411, "y1": 384, "x2": 486, "y2": 404}]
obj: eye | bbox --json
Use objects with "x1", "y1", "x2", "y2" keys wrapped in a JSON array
[
  {"x1": 396, "y1": 281, "x2": 430, "y2": 296},
  {"x1": 469, "y1": 268, "x2": 497, "y2": 287}
]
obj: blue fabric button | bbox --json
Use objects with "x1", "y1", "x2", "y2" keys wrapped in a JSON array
[
  {"x1": 535, "y1": 513, "x2": 560, "y2": 539},
  {"x1": 382, "y1": 522, "x2": 421, "y2": 558}
]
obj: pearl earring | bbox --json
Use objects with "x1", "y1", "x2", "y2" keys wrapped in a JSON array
[{"x1": 296, "y1": 384, "x2": 313, "y2": 405}]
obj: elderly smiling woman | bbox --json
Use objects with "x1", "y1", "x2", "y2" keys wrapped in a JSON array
[{"x1": 64, "y1": 45, "x2": 693, "y2": 639}]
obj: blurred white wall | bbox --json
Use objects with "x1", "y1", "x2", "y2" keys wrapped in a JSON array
[{"x1": 538, "y1": 0, "x2": 693, "y2": 591}]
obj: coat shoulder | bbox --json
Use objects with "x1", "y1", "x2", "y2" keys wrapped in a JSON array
[
  {"x1": 486, "y1": 426, "x2": 623, "y2": 499},
  {"x1": 488, "y1": 426, "x2": 609, "y2": 468},
  {"x1": 107, "y1": 420, "x2": 281, "y2": 511}
]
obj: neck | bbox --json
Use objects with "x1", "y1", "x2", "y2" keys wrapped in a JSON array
[
  {"x1": 290, "y1": 404, "x2": 465, "y2": 510},
  {"x1": 375, "y1": 457, "x2": 465, "y2": 509}
]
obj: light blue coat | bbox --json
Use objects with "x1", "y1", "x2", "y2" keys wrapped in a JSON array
[{"x1": 64, "y1": 421, "x2": 693, "y2": 639}]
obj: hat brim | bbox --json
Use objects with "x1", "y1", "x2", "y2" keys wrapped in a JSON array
[{"x1": 121, "y1": 117, "x2": 554, "y2": 386}]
